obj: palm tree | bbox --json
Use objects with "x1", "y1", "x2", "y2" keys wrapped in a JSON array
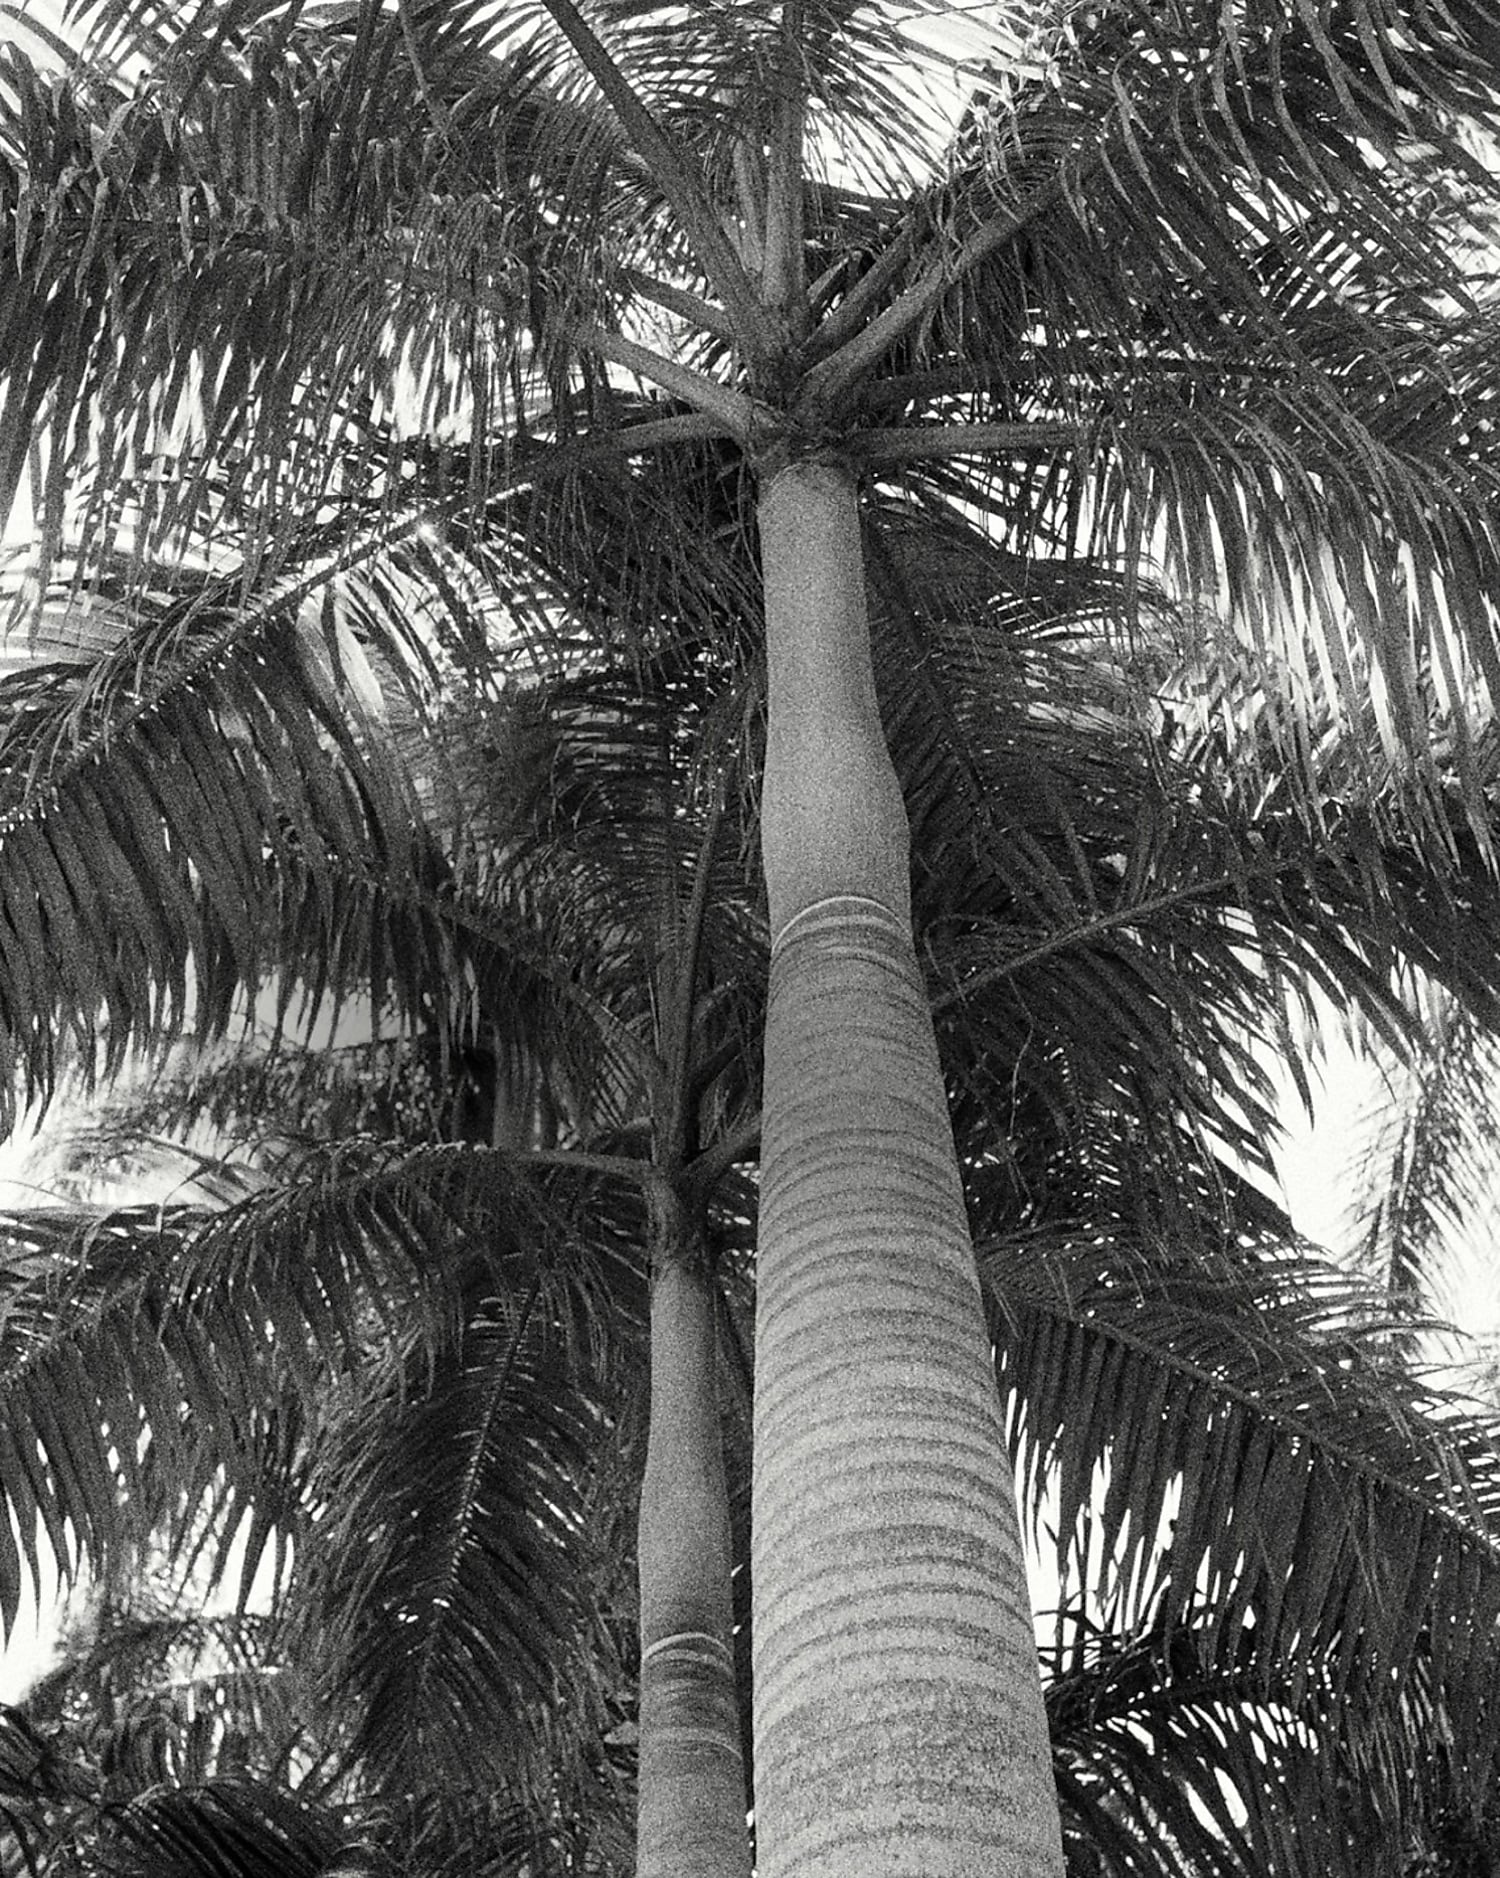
[
  {"x1": 14, "y1": 991, "x2": 1500, "y2": 1874},
  {"x1": 7, "y1": 3, "x2": 1500, "y2": 1868},
  {"x1": 8, "y1": 557, "x2": 1500, "y2": 1877},
  {"x1": 1, "y1": 617, "x2": 769, "y2": 1873}
]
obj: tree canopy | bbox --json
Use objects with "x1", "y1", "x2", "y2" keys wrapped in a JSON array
[{"x1": 6, "y1": 1, "x2": 1500, "y2": 1872}]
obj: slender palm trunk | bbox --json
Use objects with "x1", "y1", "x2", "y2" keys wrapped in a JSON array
[
  {"x1": 752, "y1": 460, "x2": 1062, "y2": 1876},
  {"x1": 636, "y1": 1182, "x2": 752, "y2": 1878}
]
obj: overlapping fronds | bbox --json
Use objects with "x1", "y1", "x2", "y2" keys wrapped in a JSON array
[
  {"x1": 7, "y1": 506, "x2": 1500, "y2": 1874},
  {"x1": 0, "y1": 512, "x2": 645, "y2": 1136},
  {"x1": 0, "y1": 1123, "x2": 652, "y2": 1869},
  {"x1": 863, "y1": 488, "x2": 1500, "y2": 1231},
  {"x1": 302, "y1": 1286, "x2": 621, "y2": 1796},
  {"x1": 28, "y1": 1050, "x2": 1493, "y2": 1871},
  {"x1": 0, "y1": 1197, "x2": 280, "y2": 1625},
  {"x1": 7, "y1": 0, "x2": 1499, "y2": 825},
  {"x1": 78, "y1": 1780, "x2": 371, "y2": 1878},
  {"x1": 370, "y1": 1782, "x2": 634, "y2": 1878},
  {"x1": 1341, "y1": 988, "x2": 1500, "y2": 1325},
  {"x1": 21, "y1": 1602, "x2": 315, "y2": 1804},
  {"x1": 14, "y1": 411, "x2": 1496, "y2": 1175},
  {"x1": 31, "y1": 1039, "x2": 454, "y2": 1198},
  {"x1": 1045, "y1": 1601, "x2": 1473, "y2": 1878},
  {"x1": 860, "y1": 3, "x2": 1500, "y2": 812},
  {"x1": 2, "y1": 1755, "x2": 627, "y2": 1878},
  {"x1": 0, "y1": 1127, "x2": 647, "y2": 1621},
  {"x1": 0, "y1": 609, "x2": 765, "y2": 1763},
  {"x1": 2, "y1": 1612, "x2": 640, "y2": 1874},
  {"x1": 0, "y1": 3, "x2": 624, "y2": 575},
  {"x1": 0, "y1": 567, "x2": 459, "y2": 1132},
  {"x1": 0, "y1": 1557, "x2": 364, "y2": 1871},
  {"x1": 990, "y1": 1227, "x2": 1500, "y2": 1854}
]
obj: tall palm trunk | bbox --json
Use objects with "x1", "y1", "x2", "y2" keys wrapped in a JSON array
[
  {"x1": 636, "y1": 1181, "x2": 752, "y2": 1878},
  {"x1": 752, "y1": 460, "x2": 1062, "y2": 1876}
]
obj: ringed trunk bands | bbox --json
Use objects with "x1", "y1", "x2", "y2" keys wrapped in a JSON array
[
  {"x1": 751, "y1": 461, "x2": 1064, "y2": 1876},
  {"x1": 636, "y1": 1233, "x2": 752, "y2": 1878}
]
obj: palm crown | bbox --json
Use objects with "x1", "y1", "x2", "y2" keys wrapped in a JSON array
[
  {"x1": 5, "y1": 584, "x2": 1500, "y2": 1874},
  {"x1": 0, "y1": 0, "x2": 1497, "y2": 1115}
]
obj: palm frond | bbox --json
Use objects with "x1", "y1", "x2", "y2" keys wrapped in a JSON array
[
  {"x1": 303, "y1": 1284, "x2": 624, "y2": 1804},
  {"x1": 863, "y1": 490, "x2": 1500, "y2": 1221},
  {"x1": 0, "y1": 572, "x2": 458, "y2": 1131},
  {"x1": 95, "y1": 1780, "x2": 378, "y2": 1878},
  {"x1": 1341, "y1": 989, "x2": 1500, "y2": 1326},
  {"x1": 0, "y1": 1586, "x2": 369, "y2": 1878},
  {"x1": 0, "y1": 405, "x2": 771, "y2": 1137},
  {"x1": 990, "y1": 1227, "x2": 1500, "y2": 1823},
  {"x1": 0, "y1": 1126, "x2": 648, "y2": 1621},
  {"x1": 861, "y1": 0, "x2": 1500, "y2": 817},
  {"x1": 0, "y1": 6, "x2": 588, "y2": 571},
  {"x1": 1046, "y1": 1600, "x2": 1464, "y2": 1878}
]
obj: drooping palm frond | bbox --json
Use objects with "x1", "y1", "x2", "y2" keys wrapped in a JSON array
[
  {"x1": 1340, "y1": 987, "x2": 1500, "y2": 1329},
  {"x1": 0, "y1": 1574, "x2": 379, "y2": 1877},
  {"x1": 0, "y1": 375, "x2": 780, "y2": 1136},
  {"x1": 0, "y1": 1136, "x2": 655, "y2": 1874},
  {"x1": 990, "y1": 1221, "x2": 1500, "y2": 1873},
  {"x1": 0, "y1": 581, "x2": 459, "y2": 1133},
  {"x1": 0, "y1": 1680, "x2": 626, "y2": 1878},
  {"x1": 96, "y1": 1782, "x2": 379, "y2": 1878},
  {"x1": 0, "y1": 8, "x2": 569, "y2": 575},
  {"x1": 1045, "y1": 1598, "x2": 1488, "y2": 1878},
  {"x1": 847, "y1": 3, "x2": 1500, "y2": 804},
  {"x1": 1048, "y1": 1606, "x2": 1336, "y2": 1878},
  {"x1": 302, "y1": 1284, "x2": 626, "y2": 1794},
  {"x1": 0, "y1": 524, "x2": 627, "y2": 1134},
  {"x1": 0, "y1": 1124, "x2": 649, "y2": 1609},
  {"x1": 857, "y1": 485, "x2": 1500, "y2": 1234},
  {"x1": 30, "y1": 1038, "x2": 441, "y2": 1200},
  {"x1": 21, "y1": 1775, "x2": 381, "y2": 1878}
]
